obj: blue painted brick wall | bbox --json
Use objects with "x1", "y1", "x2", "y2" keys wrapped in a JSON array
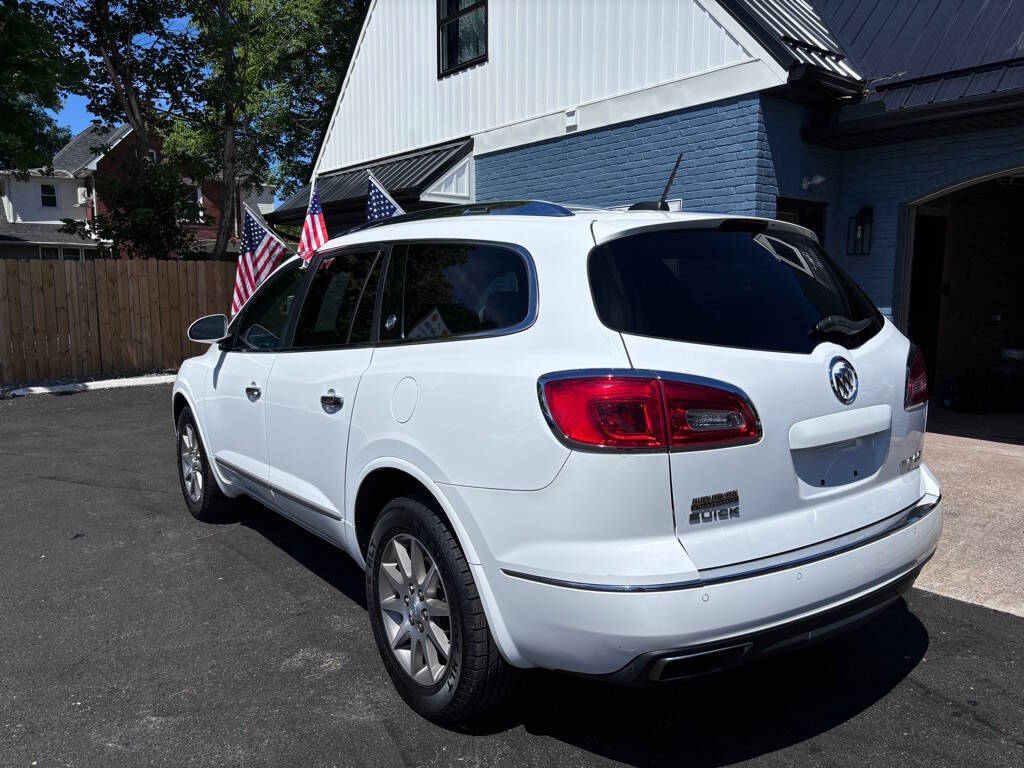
[
  {"x1": 477, "y1": 91, "x2": 1024, "y2": 317},
  {"x1": 475, "y1": 95, "x2": 766, "y2": 214},
  {"x1": 760, "y1": 95, "x2": 1024, "y2": 314}
]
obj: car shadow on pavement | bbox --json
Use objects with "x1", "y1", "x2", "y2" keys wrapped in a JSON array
[
  {"x1": 226, "y1": 503, "x2": 928, "y2": 767},
  {"x1": 483, "y1": 599, "x2": 929, "y2": 767},
  {"x1": 232, "y1": 502, "x2": 369, "y2": 610}
]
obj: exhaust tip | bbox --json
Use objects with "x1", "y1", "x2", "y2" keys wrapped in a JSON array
[{"x1": 649, "y1": 643, "x2": 753, "y2": 682}]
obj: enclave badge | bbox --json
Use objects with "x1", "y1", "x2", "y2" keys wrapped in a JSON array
[
  {"x1": 829, "y1": 356, "x2": 858, "y2": 405},
  {"x1": 689, "y1": 490, "x2": 740, "y2": 525}
]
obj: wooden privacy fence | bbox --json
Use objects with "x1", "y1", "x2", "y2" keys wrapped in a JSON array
[{"x1": 0, "y1": 259, "x2": 237, "y2": 387}]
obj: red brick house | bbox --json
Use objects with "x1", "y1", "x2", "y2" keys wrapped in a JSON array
[{"x1": 0, "y1": 123, "x2": 274, "y2": 260}]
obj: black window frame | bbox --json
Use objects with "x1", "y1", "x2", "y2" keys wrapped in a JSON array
[
  {"x1": 437, "y1": 0, "x2": 488, "y2": 79},
  {"x1": 287, "y1": 247, "x2": 386, "y2": 352},
  {"x1": 373, "y1": 238, "x2": 538, "y2": 347},
  {"x1": 231, "y1": 239, "x2": 538, "y2": 354},
  {"x1": 225, "y1": 259, "x2": 306, "y2": 353},
  {"x1": 40, "y1": 183, "x2": 57, "y2": 208}
]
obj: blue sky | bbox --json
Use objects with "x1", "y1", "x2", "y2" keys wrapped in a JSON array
[{"x1": 54, "y1": 94, "x2": 98, "y2": 135}]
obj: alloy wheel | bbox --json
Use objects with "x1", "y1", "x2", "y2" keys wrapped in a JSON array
[
  {"x1": 377, "y1": 533, "x2": 453, "y2": 686},
  {"x1": 180, "y1": 424, "x2": 204, "y2": 503}
]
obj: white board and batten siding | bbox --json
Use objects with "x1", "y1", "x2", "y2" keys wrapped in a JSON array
[{"x1": 315, "y1": 0, "x2": 787, "y2": 178}]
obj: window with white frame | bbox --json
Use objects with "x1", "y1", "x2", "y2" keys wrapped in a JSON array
[
  {"x1": 40, "y1": 183, "x2": 57, "y2": 207},
  {"x1": 61, "y1": 247, "x2": 83, "y2": 261},
  {"x1": 39, "y1": 246, "x2": 60, "y2": 259}
]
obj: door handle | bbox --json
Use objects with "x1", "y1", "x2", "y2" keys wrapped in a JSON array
[
  {"x1": 320, "y1": 389, "x2": 344, "y2": 414},
  {"x1": 245, "y1": 383, "x2": 261, "y2": 402}
]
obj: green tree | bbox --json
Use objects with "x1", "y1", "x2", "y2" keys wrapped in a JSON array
[
  {"x1": 62, "y1": 161, "x2": 203, "y2": 259},
  {"x1": 54, "y1": 0, "x2": 368, "y2": 259},
  {"x1": 55, "y1": 0, "x2": 197, "y2": 157},
  {"x1": 266, "y1": 0, "x2": 369, "y2": 198},
  {"x1": 55, "y1": 0, "x2": 203, "y2": 258},
  {"x1": 0, "y1": 0, "x2": 86, "y2": 173},
  {"x1": 162, "y1": 0, "x2": 367, "y2": 259}
]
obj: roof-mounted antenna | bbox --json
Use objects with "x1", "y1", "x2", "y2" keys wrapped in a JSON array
[{"x1": 629, "y1": 153, "x2": 683, "y2": 211}]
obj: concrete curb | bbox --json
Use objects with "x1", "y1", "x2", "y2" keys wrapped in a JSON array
[{"x1": 10, "y1": 374, "x2": 176, "y2": 397}]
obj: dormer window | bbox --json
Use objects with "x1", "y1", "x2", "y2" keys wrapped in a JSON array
[
  {"x1": 437, "y1": 0, "x2": 487, "y2": 78},
  {"x1": 41, "y1": 183, "x2": 57, "y2": 208}
]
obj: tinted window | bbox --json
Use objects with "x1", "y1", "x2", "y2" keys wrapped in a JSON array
[
  {"x1": 381, "y1": 242, "x2": 529, "y2": 341},
  {"x1": 293, "y1": 250, "x2": 380, "y2": 349},
  {"x1": 236, "y1": 264, "x2": 304, "y2": 351},
  {"x1": 589, "y1": 228, "x2": 883, "y2": 354},
  {"x1": 379, "y1": 247, "x2": 405, "y2": 343},
  {"x1": 350, "y1": 256, "x2": 383, "y2": 345}
]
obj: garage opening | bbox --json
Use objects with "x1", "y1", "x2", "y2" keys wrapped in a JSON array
[{"x1": 905, "y1": 175, "x2": 1024, "y2": 442}]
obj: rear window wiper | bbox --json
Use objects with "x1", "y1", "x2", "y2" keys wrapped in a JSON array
[{"x1": 811, "y1": 314, "x2": 873, "y2": 337}]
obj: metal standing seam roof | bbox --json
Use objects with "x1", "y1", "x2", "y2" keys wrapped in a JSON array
[
  {"x1": 813, "y1": 0, "x2": 1024, "y2": 111},
  {"x1": 271, "y1": 138, "x2": 472, "y2": 221},
  {"x1": 721, "y1": 0, "x2": 861, "y2": 80}
]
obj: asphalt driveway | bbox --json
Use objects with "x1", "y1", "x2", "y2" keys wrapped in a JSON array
[{"x1": 1, "y1": 385, "x2": 1022, "y2": 767}]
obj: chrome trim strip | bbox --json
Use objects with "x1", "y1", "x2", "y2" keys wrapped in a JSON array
[
  {"x1": 499, "y1": 570, "x2": 703, "y2": 593},
  {"x1": 698, "y1": 493, "x2": 940, "y2": 585},
  {"x1": 214, "y1": 458, "x2": 343, "y2": 521},
  {"x1": 501, "y1": 493, "x2": 940, "y2": 592}
]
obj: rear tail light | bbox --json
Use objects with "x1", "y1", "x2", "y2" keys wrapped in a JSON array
[
  {"x1": 540, "y1": 372, "x2": 760, "y2": 451},
  {"x1": 905, "y1": 343, "x2": 929, "y2": 410},
  {"x1": 541, "y1": 376, "x2": 666, "y2": 448},
  {"x1": 662, "y1": 379, "x2": 761, "y2": 448}
]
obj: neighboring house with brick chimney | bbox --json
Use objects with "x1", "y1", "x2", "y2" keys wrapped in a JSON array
[{"x1": 0, "y1": 123, "x2": 275, "y2": 260}]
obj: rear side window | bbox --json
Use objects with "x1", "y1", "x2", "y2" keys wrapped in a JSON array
[
  {"x1": 588, "y1": 228, "x2": 883, "y2": 354},
  {"x1": 380, "y1": 242, "x2": 530, "y2": 341}
]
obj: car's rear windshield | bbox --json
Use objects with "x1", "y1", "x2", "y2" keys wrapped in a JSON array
[{"x1": 588, "y1": 226, "x2": 884, "y2": 354}]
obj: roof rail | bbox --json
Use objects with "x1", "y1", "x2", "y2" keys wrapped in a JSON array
[{"x1": 345, "y1": 200, "x2": 574, "y2": 233}]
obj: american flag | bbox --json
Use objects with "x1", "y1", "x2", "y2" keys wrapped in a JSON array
[
  {"x1": 232, "y1": 206, "x2": 290, "y2": 316},
  {"x1": 298, "y1": 181, "x2": 328, "y2": 262},
  {"x1": 367, "y1": 170, "x2": 405, "y2": 221}
]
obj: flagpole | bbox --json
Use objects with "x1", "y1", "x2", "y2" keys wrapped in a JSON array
[{"x1": 242, "y1": 202, "x2": 294, "y2": 255}]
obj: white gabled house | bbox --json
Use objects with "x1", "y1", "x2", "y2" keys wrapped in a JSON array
[
  {"x1": 268, "y1": 0, "x2": 813, "y2": 228},
  {"x1": 267, "y1": 0, "x2": 1024, "y2": 399}
]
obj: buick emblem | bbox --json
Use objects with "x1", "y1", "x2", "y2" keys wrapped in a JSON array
[{"x1": 829, "y1": 357, "x2": 858, "y2": 404}]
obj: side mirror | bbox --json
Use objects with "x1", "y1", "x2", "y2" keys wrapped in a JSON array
[{"x1": 187, "y1": 314, "x2": 229, "y2": 344}]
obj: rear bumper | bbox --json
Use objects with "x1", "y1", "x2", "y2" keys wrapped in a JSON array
[
  {"x1": 603, "y1": 555, "x2": 927, "y2": 685},
  {"x1": 471, "y1": 494, "x2": 942, "y2": 675}
]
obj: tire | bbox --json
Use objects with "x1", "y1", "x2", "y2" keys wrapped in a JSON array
[
  {"x1": 366, "y1": 494, "x2": 517, "y2": 724},
  {"x1": 175, "y1": 406, "x2": 232, "y2": 522}
]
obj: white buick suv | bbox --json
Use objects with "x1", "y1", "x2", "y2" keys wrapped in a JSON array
[{"x1": 172, "y1": 201, "x2": 942, "y2": 723}]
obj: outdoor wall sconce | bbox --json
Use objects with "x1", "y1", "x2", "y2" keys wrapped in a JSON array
[
  {"x1": 847, "y1": 206, "x2": 872, "y2": 255},
  {"x1": 801, "y1": 174, "x2": 826, "y2": 190}
]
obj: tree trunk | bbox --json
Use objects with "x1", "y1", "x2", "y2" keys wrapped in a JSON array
[
  {"x1": 210, "y1": 0, "x2": 236, "y2": 262},
  {"x1": 211, "y1": 121, "x2": 236, "y2": 261},
  {"x1": 94, "y1": 0, "x2": 148, "y2": 154}
]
